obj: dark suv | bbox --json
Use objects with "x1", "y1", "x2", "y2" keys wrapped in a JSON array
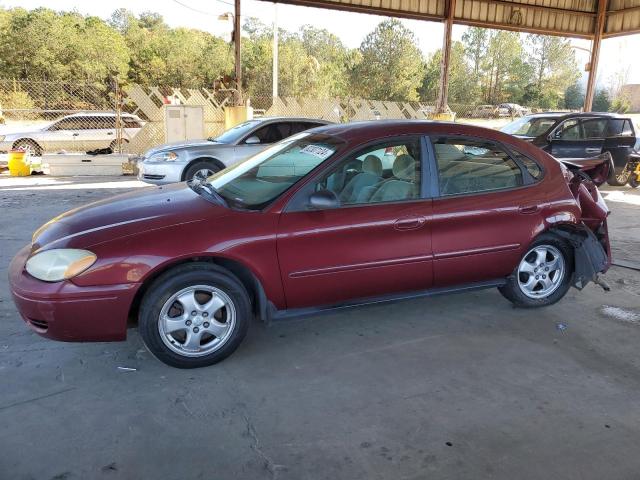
[{"x1": 501, "y1": 112, "x2": 637, "y2": 185}]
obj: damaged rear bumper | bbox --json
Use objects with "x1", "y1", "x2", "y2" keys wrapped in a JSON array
[{"x1": 554, "y1": 221, "x2": 611, "y2": 291}]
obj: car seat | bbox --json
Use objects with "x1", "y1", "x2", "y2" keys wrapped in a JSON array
[
  {"x1": 368, "y1": 154, "x2": 418, "y2": 202},
  {"x1": 339, "y1": 155, "x2": 383, "y2": 203}
]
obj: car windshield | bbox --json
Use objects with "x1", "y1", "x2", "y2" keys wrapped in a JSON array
[
  {"x1": 501, "y1": 116, "x2": 557, "y2": 137},
  {"x1": 209, "y1": 120, "x2": 262, "y2": 144},
  {"x1": 206, "y1": 132, "x2": 343, "y2": 210}
]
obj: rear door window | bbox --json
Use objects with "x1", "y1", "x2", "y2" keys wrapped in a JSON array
[
  {"x1": 122, "y1": 117, "x2": 142, "y2": 128},
  {"x1": 51, "y1": 118, "x2": 80, "y2": 131},
  {"x1": 609, "y1": 119, "x2": 635, "y2": 137},
  {"x1": 433, "y1": 137, "x2": 524, "y2": 196},
  {"x1": 581, "y1": 118, "x2": 607, "y2": 138}
]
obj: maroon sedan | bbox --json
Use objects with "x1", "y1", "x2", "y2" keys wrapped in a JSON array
[{"x1": 9, "y1": 121, "x2": 612, "y2": 368}]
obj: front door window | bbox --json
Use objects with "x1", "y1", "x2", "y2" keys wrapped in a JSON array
[{"x1": 315, "y1": 138, "x2": 422, "y2": 206}]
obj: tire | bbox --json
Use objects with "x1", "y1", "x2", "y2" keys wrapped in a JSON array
[
  {"x1": 13, "y1": 139, "x2": 42, "y2": 157},
  {"x1": 628, "y1": 173, "x2": 639, "y2": 189},
  {"x1": 108, "y1": 139, "x2": 129, "y2": 153},
  {"x1": 607, "y1": 163, "x2": 631, "y2": 186},
  {"x1": 498, "y1": 234, "x2": 573, "y2": 308},
  {"x1": 184, "y1": 160, "x2": 221, "y2": 182},
  {"x1": 138, "y1": 263, "x2": 251, "y2": 368}
]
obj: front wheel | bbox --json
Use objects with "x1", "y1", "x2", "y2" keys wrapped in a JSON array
[
  {"x1": 628, "y1": 172, "x2": 639, "y2": 189},
  {"x1": 499, "y1": 235, "x2": 573, "y2": 308},
  {"x1": 184, "y1": 161, "x2": 221, "y2": 183},
  {"x1": 13, "y1": 139, "x2": 42, "y2": 157},
  {"x1": 138, "y1": 263, "x2": 251, "y2": 368}
]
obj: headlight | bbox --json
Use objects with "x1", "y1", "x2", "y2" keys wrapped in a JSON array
[
  {"x1": 26, "y1": 249, "x2": 97, "y2": 282},
  {"x1": 149, "y1": 151, "x2": 178, "y2": 162}
]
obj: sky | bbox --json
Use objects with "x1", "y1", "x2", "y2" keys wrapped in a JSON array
[{"x1": 1, "y1": 0, "x2": 638, "y2": 86}]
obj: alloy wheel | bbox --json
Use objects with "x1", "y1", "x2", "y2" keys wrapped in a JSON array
[
  {"x1": 158, "y1": 285, "x2": 236, "y2": 357},
  {"x1": 616, "y1": 166, "x2": 631, "y2": 185},
  {"x1": 517, "y1": 245, "x2": 566, "y2": 299},
  {"x1": 192, "y1": 168, "x2": 215, "y2": 182}
]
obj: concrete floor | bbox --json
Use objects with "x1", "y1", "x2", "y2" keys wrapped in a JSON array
[{"x1": 1, "y1": 176, "x2": 639, "y2": 480}]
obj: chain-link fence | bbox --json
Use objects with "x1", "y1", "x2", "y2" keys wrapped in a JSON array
[
  {"x1": 0, "y1": 79, "x2": 125, "y2": 155},
  {"x1": 0, "y1": 78, "x2": 559, "y2": 157}
]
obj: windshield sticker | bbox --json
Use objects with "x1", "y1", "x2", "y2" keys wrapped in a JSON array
[{"x1": 300, "y1": 144, "x2": 334, "y2": 159}]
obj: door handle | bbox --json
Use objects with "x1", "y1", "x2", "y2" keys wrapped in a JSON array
[
  {"x1": 518, "y1": 205, "x2": 539, "y2": 214},
  {"x1": 394, "y1": 216, "x2": 426, "y2": 231},
  {"x1": 107, "y1": 132, "x2": 114, "y2": 135},
  {"x1": 72, "y1": 133, "x2": 79, "y2": 137},
  {"x1": 585, "y1": 147, "x2": 600, "y2": 154}
]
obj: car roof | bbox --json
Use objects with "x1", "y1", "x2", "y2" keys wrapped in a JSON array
[
  {"x1": 525, "y1": 111, "x2": 630, "y2": 120},
  {"x1": 307, "y1": 120, "x2": 523, "y2": 145},
  {"x1": 64, "y1": 112, "x2": 139, "y2": 118},
  {"x1": 252, "y1": 116, "x2": 332, "y2": 125}
]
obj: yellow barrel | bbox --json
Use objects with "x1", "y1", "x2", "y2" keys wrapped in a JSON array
[{"x1": 8, "y1": 150, "x2": 30, "y2": 177}]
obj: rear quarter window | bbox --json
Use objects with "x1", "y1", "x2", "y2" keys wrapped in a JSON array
[
  {"x1": 608, "y1": 119, "x2": 634, "y2": 137},
  {"x1": 511, "y1": 151, "x2": 544, "y2": 181}
]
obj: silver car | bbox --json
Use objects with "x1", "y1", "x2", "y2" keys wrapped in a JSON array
[
  {"x1": 0, "y1": 112, "x2": 144, "y2": 156},
  {"x1": 137, "y1": 117, "x2": 331, "y2": 184}
]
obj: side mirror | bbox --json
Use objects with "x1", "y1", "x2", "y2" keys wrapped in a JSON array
[
  {"x1": 308, "y1": 189, "x2": 340, "y2": 210},
  {"x1": 245, "y1": 135, "x2": 261, "y2": 145}
]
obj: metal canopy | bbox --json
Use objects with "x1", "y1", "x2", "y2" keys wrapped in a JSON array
[
  {"x1": 265, "y1": 0, "x2": 640, "y2": 39},
  {"x1": 252, "y1": 0, "x2": 640, "y2": 111}
]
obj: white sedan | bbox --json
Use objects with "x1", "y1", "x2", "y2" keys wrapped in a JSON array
[{"x1": 0, "y1": 112, "x2": 144, "y2": 156}]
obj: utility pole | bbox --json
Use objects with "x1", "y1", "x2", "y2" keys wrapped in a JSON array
[
  {"x1": 584, "y1": 0, "x2": 607, "y2": 112},
  {"x1": 272, "y1": 4, "x2": 278, "y2": 99},
  {"x1": 234, "y1": 0, "x2": 242, "y2": 105},
  {"x1": 436, "y1": 0, "x2": 456, "y2": 114}
]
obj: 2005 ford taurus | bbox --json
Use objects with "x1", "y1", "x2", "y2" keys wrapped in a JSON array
[{"x1": 9, "y1": 121, "x2": 612, "y2": 368}]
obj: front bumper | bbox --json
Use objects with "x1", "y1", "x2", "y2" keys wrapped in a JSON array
[
  {"x1": 137, "y1": 161, "x2": 185, "y2": 185},
  {"x1": 9, "y1": 245, "x2": 139, "y2": 342}
]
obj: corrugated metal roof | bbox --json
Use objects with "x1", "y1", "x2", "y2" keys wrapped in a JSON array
[
  {"x1": 265, "y1": 0, "x2": 640, "y2": 38},
  {"x1": 606, "y1": 0, "x2": 640, "y2": 37}
]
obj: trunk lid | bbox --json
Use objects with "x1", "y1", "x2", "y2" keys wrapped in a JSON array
[{"x1": 559, "y1": 151, "x2": 613, "y2": 187}]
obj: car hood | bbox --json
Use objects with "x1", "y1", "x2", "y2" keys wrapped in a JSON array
[
  {"x1": 32, "y1": 183, "x2": 229, "y2": 251},
  {"x1": 144, "y1": 139, "x2": 227, "y2": 157}
]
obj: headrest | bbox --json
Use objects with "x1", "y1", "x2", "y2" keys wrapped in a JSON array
[
  {"x1": 393, "y1": 154, "x2": 415, "y2": 180},
  {"x1": 362, "y1": 155, "x2": 383, "y2": 176}
]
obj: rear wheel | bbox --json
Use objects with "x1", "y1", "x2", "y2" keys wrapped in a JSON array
[
  {"x1": 138, "y1": 263, "x2": 251, "y2": 368},
  {"x1": 607, "y1": 163, "x2": 631, "y2": 186},
  {"x1": 628, "y1": 173, "x2": 639, "y2": 189},
  {"x1": 13, "y1": 139, "x2": 42, "y2": 157},
  {"x1": 499, "y1": 234, "x2": 573, "y2": 308},
  {"x1": 184, "y1": 160, "x2": 221, "y2": 183},
  {"x1": 108, "y1": 139, "x2": 129, "y2": 153}
]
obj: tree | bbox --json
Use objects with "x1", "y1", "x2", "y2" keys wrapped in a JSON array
[
  {"x1": 0, "y1": 8, "x2": 129, "y2": 82},
  {"x1": 420, "y1": 41, "x2": 477, "y2": 103},
  {"x1": 525, "y1": 34, "x2": 579, "y2": 108},
  {"x1": 461, "y1": 27, "x2": 488, "y2": 85},
  {"x1": 564, "y1": 82, "x2": 584, "y2": 109},
  {"x1": 592, "y1": 88, "x2": 611, "y2": 112},
  {"x1": 117, "y1": 10, "x2": 232, "y2": 88},
  {"x1": 242, "y1": 19, "x2": 331, "y2": 98},
  {"x1": 482, "y1": 31, "x2": 524, "y2": 103},
  {"x1": 300, "y1": 25, "x2": 351, "y2": 97},
  {"x1": 350, "y1": 19, "x2": 424, "y2": 101}
]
